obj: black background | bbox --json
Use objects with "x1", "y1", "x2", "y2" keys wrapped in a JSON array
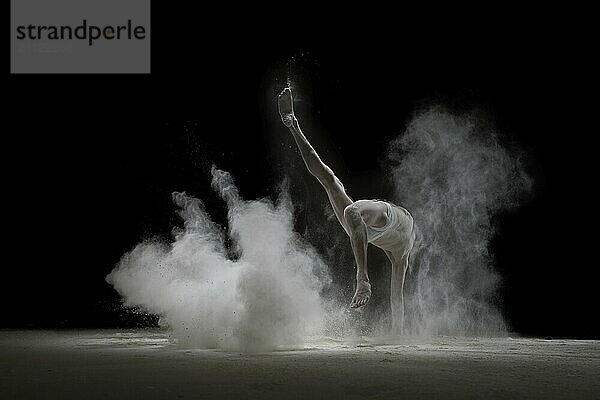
[{"x1": 5, "y1": 7, "x2": 597, "y2": 337}]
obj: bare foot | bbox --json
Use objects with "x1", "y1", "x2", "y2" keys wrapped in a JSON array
[
  {"x1": 350, "y1": 280, "x2": 371, "y2": 308},
  {"x1": 278, "y1": 87, "x2": 295, "y2": 127}
]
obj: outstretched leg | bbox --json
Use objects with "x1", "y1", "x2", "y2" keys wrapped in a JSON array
[
  {"x1": 278, "y1": 88, "x2": 353, "y2": 234},
  {"x1": 278, "y1": 88, "x2": 371, "y2": 308}
]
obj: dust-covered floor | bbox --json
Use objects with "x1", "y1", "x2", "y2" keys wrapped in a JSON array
[{"x1": 1, "y1": 330, "x2": 598, "y2": 399}]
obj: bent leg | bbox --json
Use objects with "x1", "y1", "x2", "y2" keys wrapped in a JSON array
[
  {"x1": 344, "y1": 204, "x2": 372, "y2": 308},
  {"x1": 278, "y1": 88, "x2": 353, "y2": 234}
]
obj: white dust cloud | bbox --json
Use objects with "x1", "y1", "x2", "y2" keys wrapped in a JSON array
[
  {"x1": 387, "y1": 107, "x2": 532, "y2": 335},
  {"x1": 107, "y1": 166, "x2": 332, "y2": 351}
]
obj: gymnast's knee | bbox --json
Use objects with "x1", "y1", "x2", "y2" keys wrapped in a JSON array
[{"x1": 343, "y1": 203, "x2": 364, "y2": 227}]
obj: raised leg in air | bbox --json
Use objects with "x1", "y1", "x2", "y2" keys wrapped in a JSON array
[{"x1": 278, "y1": 88, "x2": 371, "y2": 308}]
